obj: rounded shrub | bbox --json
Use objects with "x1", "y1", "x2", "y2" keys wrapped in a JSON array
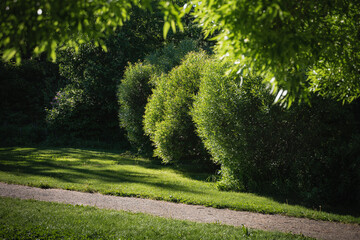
[
  {"x1": 143, "y1": 51, "x2": 212, "y2": 164},
  {"x1": 118, "y1": 62, "x2": 156, "y2": 154},
  {"x1": 117, "y1": 40, "x2": 201, "y2": 154},
  {"x1": 192, "y1": 61, "x2": 272, "y2": 191},
  {"x1": 192, "y1": 60, "x2": 360, "y2": 207}
]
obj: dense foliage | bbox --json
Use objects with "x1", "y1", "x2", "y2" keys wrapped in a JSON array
[
  {"x1": 2, "y1": 1, "x2": 359, "y2": 105},
  {"x1": 45, "y1": 6, "x2": 169, "y2": 146},
  {"x1": 118, "y1": 63, "x2": 156, "y2": 154},
  {"x1": 0, "y1": 59, "x2": 64, "y2": 145},
  {"x1": 192, "y1": 62, "x2": 360, "y2": 207},
  {"x1": 118, "y1": 40, "x2": 199, "y2": 154},
  {"x1": 189, "y1": 0, "x2": 360, "y2": 105},
  {"x1": 144, "y1": 51, "x2": 211, "y2": 164},
  {"x1": 0, "y1": 0, "x2": 184, "y2": 63},
  {"x1": 146, "y1": 40, "x2": 200, "y2": 73},
  {"x1": 46, "y1": 36, "x2": 127, "y2": 144}
]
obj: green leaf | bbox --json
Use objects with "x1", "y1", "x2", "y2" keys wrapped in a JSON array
[
  {"x1": 171, "y1": 20, "x2": 176, "y2": 33},
  {"x1": 4, "y1": 37, "x2": 10, "y2": 45},
  {"x1": 163, "y1": 21, "x2": 170, "y2": 39},
  {"x1": 2, "y1": 48, "x2": 17, "y2": 61},
  {"x1": 101, "y1": 44, "x2": 108, "y2": 52},
  {"x1": 50, "y1": 40, "x2": 57, "y2": 62}
]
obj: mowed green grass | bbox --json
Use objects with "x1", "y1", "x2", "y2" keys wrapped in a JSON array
[
  {"x1": 0, "y1": 147, "x2": 358, "y2": 224},
  {"x1": 0, "y1": 197, "x2": 312, "y2": 240}
]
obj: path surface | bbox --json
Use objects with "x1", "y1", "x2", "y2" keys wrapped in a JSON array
[{"x1": 0, "y1": 182, "x2": 359, "y2": 240}]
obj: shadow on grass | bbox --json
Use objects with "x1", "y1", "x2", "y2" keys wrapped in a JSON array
[
  {"x1": 254, "y1": 189, "x2": 360, "y2": 218},
  {"x1": 165, "y1": 163, "x2": 219, "y2": 182},
  {"x1": 0, "y1": 147, "x2": 202, "y2": 194},
  {"x1": 0, "y1": 146, "x2": 359, "y2": 217}
]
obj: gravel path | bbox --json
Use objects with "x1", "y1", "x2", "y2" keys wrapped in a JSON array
[{"x1": 0, "y1": 182, "x2": 359, "y2": 240}]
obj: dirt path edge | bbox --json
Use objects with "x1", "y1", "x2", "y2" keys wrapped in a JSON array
[{"x1": 0, "y1": 182, "x2": 359, "y2": 240}]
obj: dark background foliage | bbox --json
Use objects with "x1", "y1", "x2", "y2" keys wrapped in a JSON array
[
  {"x1": 0, "y1": 59, "x2": 65, "y2": 145},
  {"x1": 44, "y1": 6, "x2": 166, "y2": 147}
]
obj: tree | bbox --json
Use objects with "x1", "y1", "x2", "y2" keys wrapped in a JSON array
[
  {"x1": 0, "y1": 0, "x2": 183, "y2": 63},
  {"x1": 45, "y1": 5, "x2": 168, "y2": 144},
  {"x1": 188, "y1": 0, "x2": 360, "y2": 105},
  {"x1": 2, "y1": 0, "x2": 359, "y2": 104},
  {"x1": 46, "y1": 36, "x2": 128, "y2": 143}
]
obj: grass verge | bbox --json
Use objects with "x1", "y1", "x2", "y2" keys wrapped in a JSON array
[
  {"x1": 0, "y1": 147, "x2": 359, "y2": 224},
  {"x1": 0, "y1": 197, "x2": 312, "y2": 239}
]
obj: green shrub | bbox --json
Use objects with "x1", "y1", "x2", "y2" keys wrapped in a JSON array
[
  {"x1": 144, "y1": 51, "x2": 212, "y2": 164},
  {"x1": 118, "y1": 63, "x2": 156, "y2": 154},
  {"x1": 46, "y1": 6, "x2": 169, "y2": 146},
  {"x1": 118, "y1": 40, "x2": 200, "y2": 154},
  {"x1": 192, "y1": 61, "x2": 360, "y2": 207},
  {"x1": 47, "y1": 34, "x2": 131, "y2": 144},
  {"x1": 192, "y1": 61, "x2": 272, "y2": 191},
  {"x1": 46, "y1": 87, "x2": 85, "y2": 138}
]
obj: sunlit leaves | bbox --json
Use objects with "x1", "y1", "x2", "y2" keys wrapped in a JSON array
[
  {"x1": 159, "y1": 1, "x2": 185, "y2": 39},
  {"x1": 189, "y1": 0, "x2": 360, "y2": 104},
  {"x1": 2, "y1": 0, "x2": 359, "y2": 104},
  {"x1": 0, "y1": 0, "x2": 183, "y2": 63},
  {"x1": 2, "y1": 48, "x2": 16, "y2": 62}
]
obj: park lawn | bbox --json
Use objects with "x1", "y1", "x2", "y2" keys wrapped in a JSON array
[
  {"x1": 0, "y1": 197, "x2": 312, "y2": 240},
  {"x1": 0, "y1": 147, "x2": 358, "y2": 224}
]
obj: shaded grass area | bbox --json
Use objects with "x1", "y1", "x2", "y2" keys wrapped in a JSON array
[
  {"x1": 0, "y1": 147, "x2": 359, "y2": 224},
  {"x1": 0, "y1": 197, "x2": 312, "y2": 240}
]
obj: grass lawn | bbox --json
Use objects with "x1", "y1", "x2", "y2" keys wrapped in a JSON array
[
  {"x1": 0, "y1": 197, "x2": 312, "y2": 239},
  {"x1": 0, "y1": 147, "x2": 359, "y2": 224}
]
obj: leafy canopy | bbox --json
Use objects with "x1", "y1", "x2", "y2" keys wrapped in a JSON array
[
  {"x1": 0, "y1": 0, "x2": 184, "y2": 63},
  {"x1": 2, "y1": 0, "x2": 359, "y2": 104},
  {"x1": 188, "y1": 0, "x2": 360, "y2": 105}
]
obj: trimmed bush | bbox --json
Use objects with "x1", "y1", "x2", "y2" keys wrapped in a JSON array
[
  {"x1": 192, "y1": 62, "x2": 272, "y2": 191},
  {"x1": 143, "y1": 51, "x2": 212, "y2": 164},
  {"x1": 118, "y1": 63, "x2": 156, "y2": 154},
  {"x1": 46, "y1": 87, "x2": 85, "y2": 138},
  {"x1": 192, "y1": 61, "x2": 360, "y2": 207},
  {"x1": 118, "y1": 40, "x2": 200, "y2": 153}
]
